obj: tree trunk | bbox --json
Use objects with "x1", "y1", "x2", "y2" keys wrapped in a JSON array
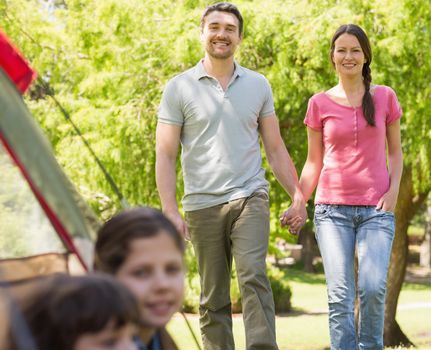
[
  {"x1": 420, "y1": 194, "x2": 431, "y2": 268},
  {"x1": 384, "y1": 167, "x2": 429, "y2": 347},
  {"x1": 299, "y1": 224, "x2": 315, "y2": 273}
]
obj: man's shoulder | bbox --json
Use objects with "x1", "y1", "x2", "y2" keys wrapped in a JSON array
[
  {"x1": 236, "y1": 66, "x2": 272, "y2": 94},
  {"x1": 238, "y1": 65, "x2": 269, "y2": 83},
  {"x1": 161, "y1": 66, "x2": 198, "y2": 99},
  {"x1": 167, "y1": 66, "x2": 197, "y2": 85}
]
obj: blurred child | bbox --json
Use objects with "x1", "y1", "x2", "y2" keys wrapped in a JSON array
[
  {"x1": 8, "y1": 273, "x2": 140, "y2": 350},
  {"x1": 94, "y1": 207, "x2": 185, "y2": 350}
]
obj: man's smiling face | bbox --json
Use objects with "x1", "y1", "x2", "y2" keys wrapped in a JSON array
[{"x1": 201, "y1": 10, "x2": 242, "y2": 60}]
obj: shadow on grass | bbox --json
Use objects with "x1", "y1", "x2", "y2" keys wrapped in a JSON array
[
  {"x1": 279, "y1": 263, "x2": 327, "y2": 285},
  {"x1": 402, "y1": 282, "x2": 431, "y2": 291},
  {"x1": 277, "y1": 308, "x2": 328, "y2": 317}
]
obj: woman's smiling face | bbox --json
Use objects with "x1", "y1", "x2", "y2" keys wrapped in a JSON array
[{"x1": 332, "y1": 33, "x2": 366, "y2": 77}]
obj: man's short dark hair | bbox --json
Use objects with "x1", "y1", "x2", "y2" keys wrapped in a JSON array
[{"x1": 201, "y1": 2, "x2": 244, "y2": 35}]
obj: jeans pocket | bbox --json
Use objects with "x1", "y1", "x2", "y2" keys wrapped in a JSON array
[
  {"x1": 314, "y1": 204, "x2": 332, "y2": 220},
  {"x1": 375, "y1": 207, "x2": 395, "y2": 217}
]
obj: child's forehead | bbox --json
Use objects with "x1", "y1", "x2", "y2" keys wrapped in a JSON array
[{"x1": 128, "y1": 233, "x2": 182, "y2": 253}]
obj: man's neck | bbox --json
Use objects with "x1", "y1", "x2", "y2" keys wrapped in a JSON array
[{"x1": 203, "y1": 54, "x2": 235, "y2": 80}]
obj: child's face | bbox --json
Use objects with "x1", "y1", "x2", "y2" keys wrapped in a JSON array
[
  {"x1": 115, "y1": 232, "x2": 185, "y2": 329},
  {"x1": 74, "y1": 322, "x2": 137, "y2": 350}
]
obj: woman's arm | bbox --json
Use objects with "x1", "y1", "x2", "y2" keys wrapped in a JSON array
[
  {"x1": 280, "y1": 127, "x2": 323, "y2": 230},
  {"x1": 299, "y1": 127, "x2": 324, "y2": 203},
  {"x1": 259, "y1": 115, "x2": 307, "y2": 230},
  {"x1": 377, "y1": 119, "x2": 403, "y2": 212}
]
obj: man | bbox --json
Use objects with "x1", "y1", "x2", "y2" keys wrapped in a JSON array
[{"x1": 156, "y1": 3, "x2": 306, "y2": 349}]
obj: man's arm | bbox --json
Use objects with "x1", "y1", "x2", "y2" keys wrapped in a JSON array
[
  {"x1": 259, "y1": 114, "x2": 307, "y2": 232},
  {"x1": 155, "y1": 122, "x2": 189, "y2": 239}
]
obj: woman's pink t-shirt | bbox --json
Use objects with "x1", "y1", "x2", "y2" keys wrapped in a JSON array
[{"x1": 304, "y1": 85, "x2": 402, "y2": 205}]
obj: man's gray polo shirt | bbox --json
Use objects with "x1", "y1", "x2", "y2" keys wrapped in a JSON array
[{"x1": 158, "y1": 60, "x2": 275, "y2": 211}]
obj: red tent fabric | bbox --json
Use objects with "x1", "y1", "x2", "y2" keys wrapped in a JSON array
[{"x1": 0, "y1": 29, "x2": 37, "y2": 94}]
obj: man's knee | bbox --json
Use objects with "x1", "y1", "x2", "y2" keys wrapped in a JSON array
[{"x1": 199, "y1": 300, "x2": 232, "y2": 314}]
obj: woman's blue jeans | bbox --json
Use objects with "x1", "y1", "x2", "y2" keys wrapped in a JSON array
[{"x1": 314, "y1": 204, "x2": 395, "y2": 350}]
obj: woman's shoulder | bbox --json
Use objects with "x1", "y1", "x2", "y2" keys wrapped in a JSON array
[
  {"x1": 372, "y1": 84, "x2": 398, "y2": 98},
  {"x1": 308, "y1": 91, "x2": 328, "y2": 104},
  {"x1": 311, "y1": 90, "x2": 328, "y2": 99}
]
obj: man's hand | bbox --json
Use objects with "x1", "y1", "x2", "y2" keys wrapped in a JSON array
[
  {"x1": 280, "y1": 201, "x2": 307, "y2": 235},
  {"x1": 164, "y1": 210, "x2": 190, "y2": 240}
]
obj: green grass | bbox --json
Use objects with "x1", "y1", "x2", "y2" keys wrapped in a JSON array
[
  {"x1": 168, "y1": 314, "x2": 331, "y2": 350},
  {"x1": 287, "y1": 266, "x2": 328, "y2": 312},
  {"x1": 395, "y1": 309, "x2": 431, "y2": 349},
  {"x1": 168, "y1": 267, "x2": 431, "y2": 350},
  {"x1": 399, "y1": 282, "x2": 431, "y2": 304}
]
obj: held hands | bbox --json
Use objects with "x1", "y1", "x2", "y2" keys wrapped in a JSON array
[
  {"x1": 280, "y1": 200, "x2": 308, "y2": 235},
  {"x1": 164, "y1": 210, "x2": 190, "y2": 241},
  {"x1": 376, "y1": 188, "x2": 399, "y2": 213}
]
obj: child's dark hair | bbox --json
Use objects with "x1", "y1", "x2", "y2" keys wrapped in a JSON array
[
  {"x1": 9, "y1": 273, "x2": 140, "y2": 350},
  {"x1": 94, "y1": 207, "x2": 185, "y2": 274}
]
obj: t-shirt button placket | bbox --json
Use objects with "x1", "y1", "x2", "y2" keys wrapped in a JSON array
[
  {"x1": 353, "y1": 109, "x2": 358, "y2": 147},
  {"x1": 215, "y1": 84, "x2": 225, "y2": 100}
]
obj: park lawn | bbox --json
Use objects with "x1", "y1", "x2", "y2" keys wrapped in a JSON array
[
  {"x1": 168, "y1": 309, "x2": 431, "y2": 350},
  {"x1": 395, "y1": 308, "x2": 431, "y2": 349},
  {"x1": 167, "y1": 313, "x2": 330, "y2": 350},
  {"x1": 168, "y1": 267, "x2": 431, "y2": 349},
  {"x1": 286, "y1": 266, "x2": 328, "y2": 312},
  {"x1": 398, "y1": 281, "x2": 431, "y2": 304}
]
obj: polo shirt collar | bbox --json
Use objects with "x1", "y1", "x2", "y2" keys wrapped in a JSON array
[{"x1": 194, "y1": 59, "x2": 245, "y2": 80}]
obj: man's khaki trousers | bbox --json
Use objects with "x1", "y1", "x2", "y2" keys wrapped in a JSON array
[{"x1": 185, "y1": 192, "x2": 278, "y2": 350}]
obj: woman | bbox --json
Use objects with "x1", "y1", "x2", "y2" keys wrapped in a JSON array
[
  {"x1": 94, "y1": 207, "x2": 185, "y2": 350},
  {"x1": 298, "y1": 24, "x2": 403, "y2": 349},
  {"x1": 8, "y1": 273, "x2": 140, "y2": 350}
]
